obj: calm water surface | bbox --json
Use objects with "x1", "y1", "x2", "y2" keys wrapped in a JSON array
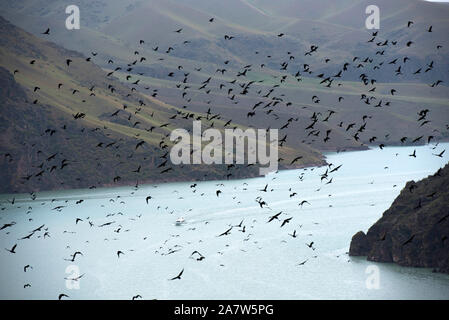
[{"x1": 0, "y1": 143, "x2": 448, "y2": 299}]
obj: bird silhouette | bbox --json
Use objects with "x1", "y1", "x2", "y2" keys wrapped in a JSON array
[
  {"x1": 5, "y1": 244, "x2": 17, "y2": 254},
  {"x1": 169, "y1": 268, "x2": 184, "y2": 280},
  {"x1": 58, "y1": 294, "x2": 69, "y2": 300}
]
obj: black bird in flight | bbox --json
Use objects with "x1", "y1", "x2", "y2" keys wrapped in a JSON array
[
  {"x1": 42, "y1": 28, "x2": 50, "y2": 35},
  {"x1": 330, "y1": 165, "x2": 342, "y2": 173},
  {"x1": 297, "y1": 259, "x2": 308, "y2": 266},
  {"x1": 64, "y1": 273, "x2": 85, "y2": 282},
  {"x1": 268, "y1": 212, "x2": 282, "y2": 223},
  {"x1": 306, "y1": 241, "x2": 314, "y2": 249},
  {"x1": 190, "y1": 251, "x2": 205, "y2": 261},
  {"x1": 0, "y1": 222, "x2": 16, "y2": 231},
  {"x1": 160, "y1": 168, "x2": 173, "y2": 174},
  {"x1": 135, "y1": 141, "x2": 145, "y2": 150},
  {"x1": 290, "y1": 156, "x2": 303, "y2": 165},
  {"x1": 281, "y1": 217, "x2": 292, "y2": 227},
  {"x1": 65, "y1": 251, "x2": 83, "y2": 262},
  {"x1": 5, "y1": 244, "x2": 17, "y2": 254},
  {"x1": 169, "y1": 268, "x2": 184, "y2": 280},
  {"x1": 299, "y1": 200, "x2": 310, "y2": 207},
  {"x1": 433, "y1": 150, "x2": 445, "y2": 158},
  {"x1": 217, "y1": 227, "x2": 232, "y2": 237}
]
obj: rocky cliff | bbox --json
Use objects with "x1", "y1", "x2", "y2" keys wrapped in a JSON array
[{"x1": 349, "y1": 162, "x2": 449, "y2": 274}]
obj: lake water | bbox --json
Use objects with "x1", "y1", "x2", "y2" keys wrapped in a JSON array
[{"x1": 1, "y1": 143, "x2": 449, "y2": 300}]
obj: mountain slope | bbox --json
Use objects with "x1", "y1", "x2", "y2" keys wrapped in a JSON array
[
  {"x1": 0, "y1": 16, "x2": 325, "y2": 193},
  {"x1": 1, "y1": 0, "x2": 447, "y2": 153}
]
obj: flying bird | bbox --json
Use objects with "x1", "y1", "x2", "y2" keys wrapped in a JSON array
[
  {"x1": 217, "y1": 227, "x2": 232, "y2": 237},
  {"x1": 5, "y1": 244, "x2": 17, "y2": 254},
  {"x1": 169, "y1": 268, "x2": 184, "y2": 280},
  {"x1": 58, "y1": 294, "x2": 69, "y2": 300}
]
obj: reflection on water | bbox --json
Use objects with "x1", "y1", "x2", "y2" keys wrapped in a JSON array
[{"x1": 0, "y1": 144, "x2": 448, "y2": 299}]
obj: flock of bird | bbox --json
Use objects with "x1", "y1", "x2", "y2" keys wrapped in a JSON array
[{"x1": 0, "y1": 14, "x2": 448, "y2": 299}]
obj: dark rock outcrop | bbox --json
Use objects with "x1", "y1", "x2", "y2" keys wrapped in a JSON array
[
  {"x1": 349, "y1": 162, "x2": 449, "y2": 274},
  {"x1": 349, "y1": 231, "x2": 369, "y2": 256}
]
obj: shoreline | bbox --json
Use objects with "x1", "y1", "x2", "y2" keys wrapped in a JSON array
[{"x1": 1, "y1": 141, "x2": 447, "y2": 198}]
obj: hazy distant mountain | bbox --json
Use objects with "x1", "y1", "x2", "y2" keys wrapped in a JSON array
[{"x1": 2, "y1": 0, "x2": 449, "y2": 82}]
